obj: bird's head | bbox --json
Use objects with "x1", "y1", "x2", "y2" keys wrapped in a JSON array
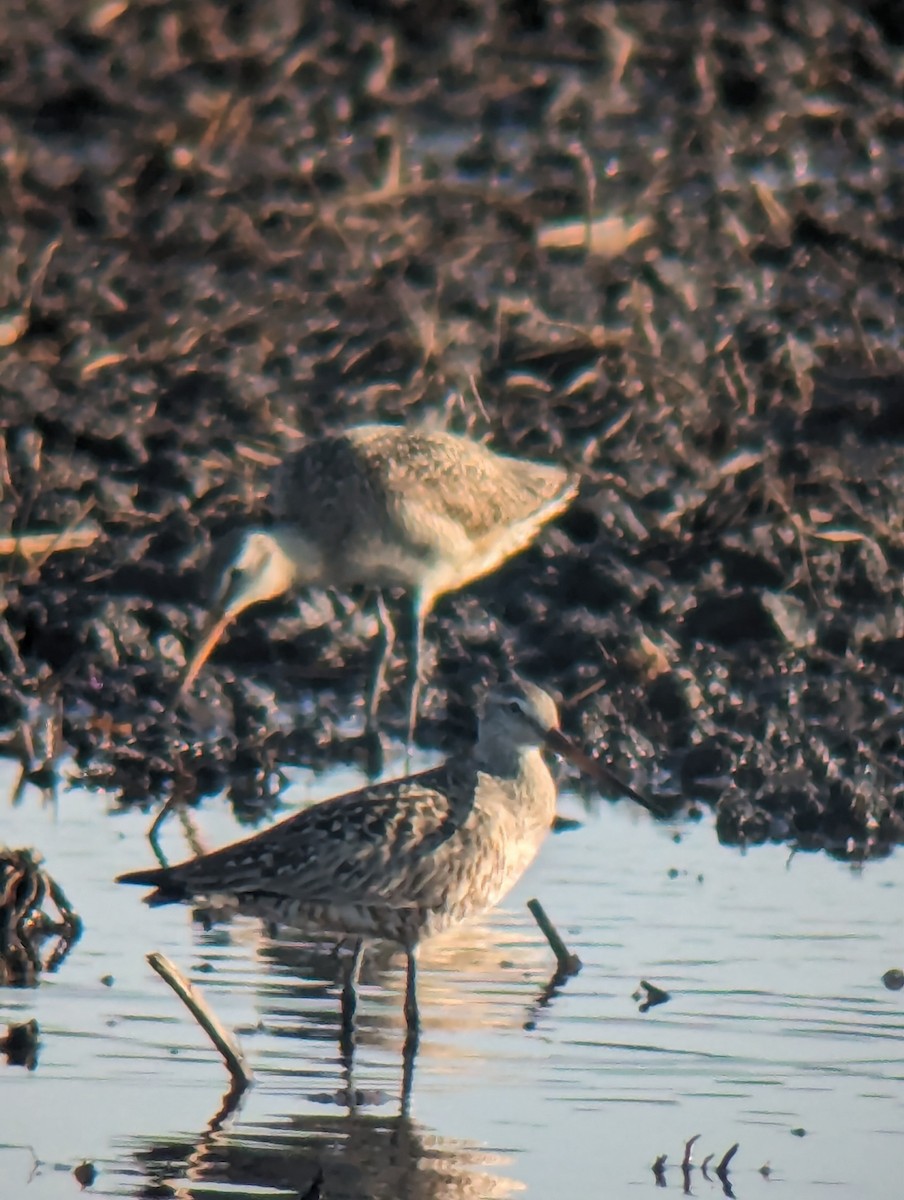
[
  {"x1": 175, "y1": 528, "x2": 297, "y2": 700},
  {"x1": 481, "y1": 680, "x2": 562, "y2": 751},
  {"x1": 480, "y1": 679, "x2": 662, "y2": 815}
]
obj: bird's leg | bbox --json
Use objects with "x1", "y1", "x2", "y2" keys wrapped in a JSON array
[
  {"x1": 401, "y1": 947, "x2": 420, "y2": 1114},
  {"x1": 340, "y1": 937, "x2": 365, "y2": 1067},
  {"x1": 365, "y1": 590, "x2": 395, "y2": 732},
  {"x1": 401, "y1": 1032, "x2": 418, "y2": 1118},
  {"x1": 341, "y1": 937, "x2": 365, "y2": 1024},
  {"x1": 403, "y1": 946, "x2": 420, "y2": 1041},
  {"x1": 405, "y1": 592, "x2": 429, "y2": 754}
]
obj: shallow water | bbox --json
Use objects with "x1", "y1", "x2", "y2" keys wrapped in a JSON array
[{"x1": 1, "y1": 756, "x2": 902, "y2": 1200}]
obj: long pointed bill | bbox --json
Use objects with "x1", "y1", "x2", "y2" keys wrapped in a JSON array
[
  {"x1": 174, "y1": 603, "x2": 236, "y2": 704},
  {"x1": 543, "y1": 727, "x2": 663, "y2": 816}
]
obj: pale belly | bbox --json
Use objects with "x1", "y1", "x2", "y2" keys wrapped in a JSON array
[
  {"x1": 198, "y1": 849, "x2": 539, "y2": 949},
  {"x1": 198, "y1": 894, "x2": 464, "y2": 947}
]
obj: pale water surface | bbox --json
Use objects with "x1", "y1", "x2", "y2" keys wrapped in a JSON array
[{"x1": 0, "y1": 755, "x2": 902, "y2": 1199}]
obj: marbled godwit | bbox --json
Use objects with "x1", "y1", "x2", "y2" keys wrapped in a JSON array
[
  {"x1": 175, "y1": 425, "x2": 578, "y2": 744},
  {"x1": 120, "y1": 681, "x2": 651, "y2": 1038}
]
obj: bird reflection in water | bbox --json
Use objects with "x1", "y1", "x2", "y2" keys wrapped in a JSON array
[
  {"x1": 123, "y1": 918, "x2": 538, "y2": 1200},
  {"x1": 251, "y1": 917, "x2": 550, "y2": 1103},
  {"x1": 126, "y1": 1104, "x2": 524, "y2": 1200},
  {"x1": 182, "y1": 906, "x2": 550, "y2": 1108}
]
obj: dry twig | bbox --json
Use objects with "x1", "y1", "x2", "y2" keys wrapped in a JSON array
[
  {"x1": 527, "y1": 898, "x2": 582, "y2": 975},
  {"x1": 0, "y1": 525, "x2": 100, "y2": 558},
  {"x1": 147, "y1": 951, "x2": 252, "y2": 1091}
]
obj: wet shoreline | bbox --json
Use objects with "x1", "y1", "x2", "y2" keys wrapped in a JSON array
[
  {"x1": 3, "y1": 766, "x2": 903, "y2": 1198},
  {"x1": 1, "y1": 1, "x2": 903, "y2": 853}
]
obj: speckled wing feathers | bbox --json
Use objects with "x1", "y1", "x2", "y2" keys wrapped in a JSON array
[
  {"x1": 365, "y1": 431, "x2": 576, "y2": 541},
  {"x1": 133, "y1": 759, "x2": 508, "y2": 912},
  {"x1": 273, "y1": 428, "x2": 577, "y2": 562}
]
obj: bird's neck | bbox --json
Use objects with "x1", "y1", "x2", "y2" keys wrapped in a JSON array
[
  {"x1": 268, "y1": 524, "x2": 326, "y2": 587},
  {"x1": 474, "y1": 738, "x2": 545, "y2": 782},
  {"x1": 474, "y1": 740, "x2": 557, "y2": 830}
]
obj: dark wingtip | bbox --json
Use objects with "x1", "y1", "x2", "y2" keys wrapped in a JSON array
[
  {"x1": 117, "y1": 868, "x2": 185, "y2": 906},
  {"x1": 117, "y1": 868, "x2": 164, "y2": 887}
]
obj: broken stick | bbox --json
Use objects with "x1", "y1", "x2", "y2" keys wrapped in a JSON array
[
  {"x1": 527, "y1": 898, "x2": 582, "y2": 976},
  {"x1": 147, "y1": 951, "x2": 252, "y2": 1091}
]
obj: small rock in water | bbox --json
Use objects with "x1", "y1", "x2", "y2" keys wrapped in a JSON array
[
  {"x1": 1, "y1": 1019, "x2": 40, "y2": 1070},
  {"x1": 881, "y1": 968, "x2": 904, "y2": 990},
  {"x1": 634, "y1": 979, "x2": 671, "y2": 1012},
  {"x1": 73, "y1": 1160, "x2": 97, "y2": 1188}
]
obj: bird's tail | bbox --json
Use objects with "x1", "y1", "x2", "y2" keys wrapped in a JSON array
[{"x1": 117, "y1": 867, "x2": 187, "y2": 906}]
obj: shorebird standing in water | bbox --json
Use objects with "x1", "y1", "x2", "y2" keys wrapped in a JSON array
[
  {"x1": 175, "y1": 425, "x2": 578, "y2": 745},
  {"x1": 121, "y1": 681, "x2": 652, "y2": 1048}
]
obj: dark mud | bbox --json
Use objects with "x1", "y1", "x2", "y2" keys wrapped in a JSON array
[{"x1": 1, "y1": 1, "x2": 903, "y2": 854}]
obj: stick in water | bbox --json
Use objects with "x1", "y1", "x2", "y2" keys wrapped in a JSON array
[
  {"x1": 147, "y1": 951, "x2": 252, "y2": 1091},
  {"x1": 527, "y1": 898, "x2": 582, "y2": 975},
  {"x1": 716, "y1": 1143, "x2": 739, "y2": 1179}
]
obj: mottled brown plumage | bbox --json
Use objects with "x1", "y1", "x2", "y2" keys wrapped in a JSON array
[
  {"x1": 121, "y1": 681, "x2": 604, "y2": 1033},
  {"x1": 177, "y1": 426, "x2": 578, "y2": 742},
  {"x1": 271, "y1": 426, "x2": 577, "y2": 593}
]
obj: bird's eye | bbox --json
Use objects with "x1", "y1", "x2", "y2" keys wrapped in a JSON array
[{"x1": 508, "y1": 701, "x2": 522, "y2": 714}]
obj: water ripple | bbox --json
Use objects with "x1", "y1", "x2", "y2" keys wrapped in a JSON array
[{"x1": 1, "y1": 764, "x2": 902, "y2": 1197}]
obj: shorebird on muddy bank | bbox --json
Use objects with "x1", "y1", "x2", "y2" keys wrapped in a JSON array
[
  {"x1": 176, "y1": 424, "x2": 578, "y2": 746},
  {"x1": 122, "y1": 680, "x2": 656, "y2": 1045}
]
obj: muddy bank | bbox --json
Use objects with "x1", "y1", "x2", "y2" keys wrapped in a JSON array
[{"x1": 1, "y1": 0, "x2": 903, "y2": 854}]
